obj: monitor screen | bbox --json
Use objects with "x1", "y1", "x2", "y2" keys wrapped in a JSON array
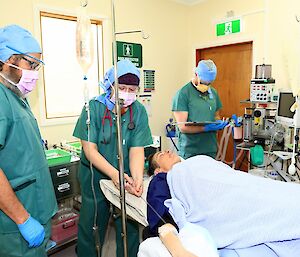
[
  {"x1": 277, "y1": 92, "x2": 295, "y2": 119},
  {"x1": 276, "y1": 91, "x2": 296, "y2": 127}
]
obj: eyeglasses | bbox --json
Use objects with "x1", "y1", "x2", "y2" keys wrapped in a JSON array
[
  {"x1": 21, "y1": 56, "x2": 43, "y2": 71},
  {"x1": 6, "y1": 46, "x2": 44, "y2": 70}
]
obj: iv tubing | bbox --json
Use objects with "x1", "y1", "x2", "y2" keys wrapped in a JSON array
[{"x1": 86, "y1": 106, "x2": 101, "y2": 257}]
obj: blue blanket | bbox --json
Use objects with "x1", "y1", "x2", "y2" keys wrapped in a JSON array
[{"x1": 165, "y1": 155, "x2": 300, "y2": 257}]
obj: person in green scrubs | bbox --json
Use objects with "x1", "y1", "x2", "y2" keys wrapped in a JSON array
[
  {"x1": 73, "y1": 59, "x2": 152, "y2": 257},
  {"x1": 0, "y1": 25, "x2": 57, "y2": 257},
  {"x1": 172, "y1": 60, "x2": 227, "y2": 159}
]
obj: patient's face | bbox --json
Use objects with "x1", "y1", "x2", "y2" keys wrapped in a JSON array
[{"x1": 153, "y1": 151, "x2": 181, "y2": 173}]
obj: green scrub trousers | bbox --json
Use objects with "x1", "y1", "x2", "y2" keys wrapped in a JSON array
[
  {"x1": 77, "y1": 169, "x2": 140, "y2": 257},
  {"x1": 0, "y1": 221, "x2": 51, "y2": 257}
]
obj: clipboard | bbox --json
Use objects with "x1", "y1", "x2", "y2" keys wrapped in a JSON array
[{"x1": 173, "y1": 121, "x2": 219, "y2": 126}]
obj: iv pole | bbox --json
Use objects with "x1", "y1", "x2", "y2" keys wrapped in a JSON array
[
  {"x1": 111, "y1": 1, "x2": 149, "y2": 256},
  {"x1": 111, "y1": 1, "x2": 128, "y2": 256},
  {"x1": 76, "y1": 1, "x2": 147, "y2": 256}
]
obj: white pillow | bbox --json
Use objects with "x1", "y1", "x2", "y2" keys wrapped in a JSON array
[{"x1": 99, "y1": 177, "x2": 150, "y2": 227}]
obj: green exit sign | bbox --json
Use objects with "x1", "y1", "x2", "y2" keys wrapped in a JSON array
[{"x1": 216, "y1": 19, "x2": 241, "y2": 36}]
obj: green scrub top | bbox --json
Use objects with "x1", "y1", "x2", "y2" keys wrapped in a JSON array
[
  {"x1": 73, "y1": 97, "x2": 152, "y2": 195},
  {"x1": 0, "y1": 83, "x2": 57, "y2": 233},
  {"x1": 172, "y1": 82, "x2": 222, "y2": 159}
]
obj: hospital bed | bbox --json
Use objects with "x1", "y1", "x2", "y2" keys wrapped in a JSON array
[
  {"x1": 100, "y1": 175, "x2": 296, "y2": 257},
  {"x1": 100, "y1": 178, "x2": 218, "y2": 257}
]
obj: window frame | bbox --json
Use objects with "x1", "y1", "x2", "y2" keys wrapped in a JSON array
[{"x1": 35, "y1": 8, "x2": 104, "y2": 126}]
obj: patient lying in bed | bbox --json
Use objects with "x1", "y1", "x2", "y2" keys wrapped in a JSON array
[{"x1": 139, "y1": 151, "x2": 300, "y2": 257}]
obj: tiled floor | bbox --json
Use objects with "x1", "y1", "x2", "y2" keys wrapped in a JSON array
[{"x1": 50, "y1": 244, "x2": 76, "y2": 257}]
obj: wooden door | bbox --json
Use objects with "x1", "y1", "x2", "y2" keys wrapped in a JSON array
[{"x1": 196, "y1": 42, "x2": 252, "y2": 169}]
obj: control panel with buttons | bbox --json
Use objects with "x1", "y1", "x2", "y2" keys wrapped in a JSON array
[{"x1": 250, "y1": 79, "x2": 275, "y2": 102}]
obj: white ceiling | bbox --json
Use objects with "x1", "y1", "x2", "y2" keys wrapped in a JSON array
[{"x1": 171, "y1": 0, "x2": 207, "y2": 5}]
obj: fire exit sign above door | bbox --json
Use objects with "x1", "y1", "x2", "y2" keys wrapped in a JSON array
[{"x1": 216, "y1": 19, "x2": 241, "y2": 36}]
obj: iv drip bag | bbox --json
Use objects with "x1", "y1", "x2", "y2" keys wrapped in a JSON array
[{"x1": 76, "y1": 5, "x2": 94, "y2": 75}]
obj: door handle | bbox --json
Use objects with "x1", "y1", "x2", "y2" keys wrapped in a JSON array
[
  {"x1": 57, "y1": 183, "x2": 71, "y2": 192},
  {"x1": 57, "y1": 168, "x2": 70, "y2": 178}
]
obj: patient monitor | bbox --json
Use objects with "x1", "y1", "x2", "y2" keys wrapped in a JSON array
[{"x1": 276, "y1": 91, "x2": 296, "y2": 127}]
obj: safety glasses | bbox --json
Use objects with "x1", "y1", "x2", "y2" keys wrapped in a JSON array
[
  {"x1": 6, "y1": 45, "x2": 45, "y2": 70},
  {"x1": 21, "y1": 56, "x2": 43, "y2": 71}
]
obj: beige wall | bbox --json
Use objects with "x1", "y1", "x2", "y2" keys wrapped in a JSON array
[
  {"x1": 186, "y1": 0, "x2": 300, "y2": 95},
  {"x1": 1, "y1": 0, "x2": 300, "y2": 149},
  {"x1": 0, "y1": 0, "x2": 189, "y2": 148},
  {"x1": 186, "y1": 0, "x2": 265, "y2": 84},
  {"x1": 268, "y1": 0, "x2": 300, "y2": 95}
]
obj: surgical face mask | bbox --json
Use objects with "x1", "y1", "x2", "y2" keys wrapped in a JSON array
[
  {"x1": 195, "y1": 83, "x2": 209, "y2": 93},
  {"x1": 119, "y1": 91, "x2": 137, "y2": 107},
  {"x1": 2, "y1": 62, "x2": 39, "y2": 95},
  {"x1": 111, "y1": 91, "x2": 137, "y2": 107}
]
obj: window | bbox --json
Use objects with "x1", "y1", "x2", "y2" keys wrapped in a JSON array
[{"x1": 39, "y1": 11, "x2": 103, "y2": 125}]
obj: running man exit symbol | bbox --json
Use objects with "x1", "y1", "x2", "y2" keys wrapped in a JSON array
[
  {"x1": 225, "y1": 22, "x2": 232, "y2": 35},
  {"x1": 123, "y1": 44, "x2": 133, "y2": 57},
  {"x1": 216, "y1": 19, "x2": 241, "y2": 36}
]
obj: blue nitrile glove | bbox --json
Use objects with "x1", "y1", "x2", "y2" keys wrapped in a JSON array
[
  {"x1": 204, "y1": 120, "x2": 228, "y2": 132},
  {"x1": 17, "y1": 215, "x2": 45, "y2": 248},
  {"x1": 231, "y1": 114, "x2": 238, "y2": 126}
]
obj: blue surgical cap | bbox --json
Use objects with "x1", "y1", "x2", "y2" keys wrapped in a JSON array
[
  {"x1": 96, "y1": 59, "x2": 140, "y2": 110},
  {"x1": 196, "y1": 60, "x2": 217, "y2": 84},
  {"x1": 100, "y1": 59, "x2": 140, "y2": 92},
  {"x1": 0, "y1": 24, "x2": 42, "y2": 62}
]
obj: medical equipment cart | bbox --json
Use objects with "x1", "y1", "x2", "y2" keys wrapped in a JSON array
[{"x1": 46, "y1": 152, "x2": 81, "y2": 256}]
